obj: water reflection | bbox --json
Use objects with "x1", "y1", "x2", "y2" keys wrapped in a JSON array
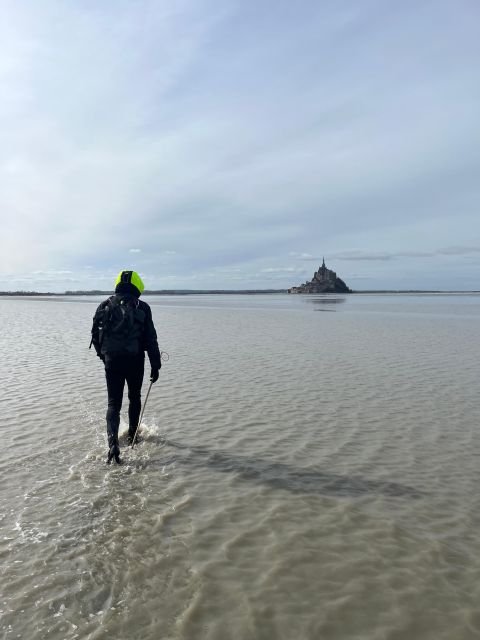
[{"x1": 301, "y1": 295, "x2": 347, "y2": 311}]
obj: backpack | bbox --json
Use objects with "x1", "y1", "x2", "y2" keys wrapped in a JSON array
[{"x1": 98, "y1": 295, "x2": 146, "y2": 357}]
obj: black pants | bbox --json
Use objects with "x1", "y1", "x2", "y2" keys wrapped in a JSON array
[{"x1": 105, "y1": 354, "x2": 145, "y2": 446}]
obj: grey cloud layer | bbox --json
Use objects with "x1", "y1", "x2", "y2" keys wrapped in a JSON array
[{"x1": 327, "y1": 247, "x2": 480, "y2": 261}]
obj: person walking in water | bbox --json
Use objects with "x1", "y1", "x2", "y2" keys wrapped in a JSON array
[{"x1": 91, "y1": 270, "x2": 161, "y2": 464}]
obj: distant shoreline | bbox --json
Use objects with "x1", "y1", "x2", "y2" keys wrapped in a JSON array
[
  {"x1": 1, "y1": 289, "x2": 479, "y2": 297},
  {"x1": 1, "y1": 289, "x2": 286, "y2": 296}
]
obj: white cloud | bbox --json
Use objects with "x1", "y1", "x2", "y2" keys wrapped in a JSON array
[
  {"x1": 289, "y1": 252, "x2": 314, "y2": 260},
  {"x1": 260, "y1": 267, "x2": 305, "y2": 274}
]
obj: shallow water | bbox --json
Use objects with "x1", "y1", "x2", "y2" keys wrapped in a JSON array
[{"x1": 1, "y1": 293, "x2": 480, "y2": 639}]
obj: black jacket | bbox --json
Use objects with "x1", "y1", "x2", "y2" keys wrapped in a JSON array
[{"x1": 91, "y1": 294, "x2": 161, "y2": 370}]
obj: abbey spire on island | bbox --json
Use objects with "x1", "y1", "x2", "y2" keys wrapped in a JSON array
[{"x1": 288, "y1": 258, "x2": 351, "y2": 294}]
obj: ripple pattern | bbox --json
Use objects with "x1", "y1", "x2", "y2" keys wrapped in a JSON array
[{"x1": 1, "y1": 294, "x2": 480, "y2": 639}]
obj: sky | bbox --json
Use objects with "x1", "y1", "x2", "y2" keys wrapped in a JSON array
[{"x1": 1, "y1": 0, "x2": 479, "y2": 292}]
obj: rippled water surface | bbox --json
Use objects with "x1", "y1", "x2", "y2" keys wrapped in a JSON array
[{"x1": 1, "y1": 293, "x2": 480, "y2": 639}]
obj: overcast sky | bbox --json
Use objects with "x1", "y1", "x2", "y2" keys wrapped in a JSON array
[{"x1": 1, "y1": 0, "x2": 479, "y2": 291}]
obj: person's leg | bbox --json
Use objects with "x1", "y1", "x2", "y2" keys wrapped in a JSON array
[
  {"x1": 105, "y1": 360, "x2": 126, "y2": 462},
  {"x1": 126, "y1": 356, "x2": 145, "y2": 442}
]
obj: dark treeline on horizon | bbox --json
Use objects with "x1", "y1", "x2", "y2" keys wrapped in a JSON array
[{"x1": 0, "y1": 289, "x2": 289, "y2": 296}]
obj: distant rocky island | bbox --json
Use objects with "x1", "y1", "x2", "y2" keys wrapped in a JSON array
[{"x1": 288, "y1": 258, "x2": 351, "y2": 294}]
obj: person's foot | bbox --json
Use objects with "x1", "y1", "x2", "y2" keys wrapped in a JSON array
[
  {"x1": 127, "y1": 427, "x2": 141, "y2": 445},
  {"x1": 106, "y1": 443, "x2": 122, "y2": 464}
]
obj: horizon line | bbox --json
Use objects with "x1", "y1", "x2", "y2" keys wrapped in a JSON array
[{"x1": 1, "y1": 289, "x2": 480, "y2": 296}]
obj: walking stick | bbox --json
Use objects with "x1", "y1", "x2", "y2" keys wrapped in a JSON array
[{"x1": 131, "y1": 380, "x2": 153, "y2": 449}]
